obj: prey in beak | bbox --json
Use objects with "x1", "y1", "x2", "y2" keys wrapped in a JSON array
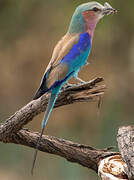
[{"x1": 103, "y1": 2, "x2": 117, "y2": 15}]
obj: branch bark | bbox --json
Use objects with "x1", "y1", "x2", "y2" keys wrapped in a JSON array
[
  {"x1": 117, "y1": 126, "x2": 134, "y2": 179},
  {"x1": 6, "y1": 129, "x2": 119, "y2": 173}
]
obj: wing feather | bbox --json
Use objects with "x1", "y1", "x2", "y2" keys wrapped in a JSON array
[
  {"x1": 45, "y1": 33, "x2": 79, "y2": 73},
  {"x1": 34, "y1": 33, "x2": 80, "y2": 99},
  {"x1": 45, "y1": 33, "x2": 80, "y2": 88}
]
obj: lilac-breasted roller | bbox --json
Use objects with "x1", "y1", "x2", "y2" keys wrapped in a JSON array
[{"x1": 31, "y1": 2, "x2": 116, "y2": 174}]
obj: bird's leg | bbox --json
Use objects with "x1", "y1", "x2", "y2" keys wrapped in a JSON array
[
  {"x1": 75, "y1": 76, "x2": 86, "y2": 84},
  {"x1": 85, "y1": 61, "x2": 89, "y2": 66},
  {"x1": 65, "y1": 82, "x2": 73, "y2": 87},
  {"x1": 61, "y1": 82, "x2": 73, "y2": 91}
]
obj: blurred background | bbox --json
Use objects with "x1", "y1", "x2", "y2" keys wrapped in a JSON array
[{"x1": 0, "y1": 0, "x2": 134, "y2": 179}]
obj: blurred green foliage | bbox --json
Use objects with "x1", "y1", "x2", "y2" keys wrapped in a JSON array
[{"x1": 0, "y1": 0, "x2": 134, "y2": 180}]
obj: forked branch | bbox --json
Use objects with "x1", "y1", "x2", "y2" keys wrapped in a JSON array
[{"x1": 1, "y1": 77, "x2": 131, "y2": 179}]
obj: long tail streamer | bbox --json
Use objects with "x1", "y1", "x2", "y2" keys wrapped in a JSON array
[{"x1": 31, "y1": 89, "x2": 59, "y2": 175}]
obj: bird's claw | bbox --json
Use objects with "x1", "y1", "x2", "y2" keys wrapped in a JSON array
[
  {"x1": 85, "y1": 61, "x2": 89, "y2": 66},
  {"x1": 61, "y1": 83, "x2": 73, "y2": 91}
]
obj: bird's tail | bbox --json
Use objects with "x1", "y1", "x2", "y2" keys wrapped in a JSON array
[{"x1": 31, "y1": 86, "x2": 60, "y2": 175}]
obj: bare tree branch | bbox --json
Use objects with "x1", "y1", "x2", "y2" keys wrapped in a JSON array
[
  {"x1": 2, "y1": 77, "x2": 127, "y2": 179},
  {"x1": 0, "y1": 77, "x2": 105, "y2": 141},
  {"x1": 1, "y1": 76, "x2": 133, "y2": 179},
  {"x1": 5, "y1": 129, "x2": 119, "y2": 173}
]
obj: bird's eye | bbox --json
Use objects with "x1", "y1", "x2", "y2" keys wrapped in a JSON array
[{"x1": 92, "y1": 7, "x2": 100, "y2": 12}]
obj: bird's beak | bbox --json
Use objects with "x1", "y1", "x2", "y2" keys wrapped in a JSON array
[{"x1": 102, "y1": 2, "x2": 117, "y2": 15}]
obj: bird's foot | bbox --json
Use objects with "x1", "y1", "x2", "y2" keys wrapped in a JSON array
[
  {"x1": 85, "y1": 61, "x2": 89, "y2": 66},
  {"x1": 61, "y1": 83, "x2": 73, "y2": 91}
]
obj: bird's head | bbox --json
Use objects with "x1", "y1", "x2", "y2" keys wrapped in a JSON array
[{"x1": 68, "y1": 2, "x2": 117, "y2": 36}]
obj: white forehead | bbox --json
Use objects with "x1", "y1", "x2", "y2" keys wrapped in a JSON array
[{"x1": 77, "y1": 2, "x2": 104, "y2": 11}]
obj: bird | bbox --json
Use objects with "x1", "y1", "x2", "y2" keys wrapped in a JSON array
[{"x1": 31, "y1": 1, "x2": 116, "y2": 174}]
